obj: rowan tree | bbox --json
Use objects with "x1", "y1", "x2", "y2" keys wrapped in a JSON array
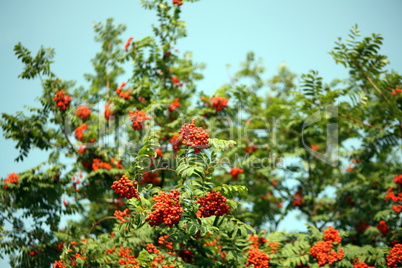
[{"x1": 1, "y1": 0, "x2": 401, "y2": 267}]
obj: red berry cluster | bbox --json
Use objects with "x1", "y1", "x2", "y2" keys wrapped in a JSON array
[
  {"x1": 116, "y1": 81, "x2": 132, "y2": 100},
  {"x1": 110, "y1": 157, "x2": 124, "y2": 169},
  {"x1": 4, "y1": 172, "x2": 19, "y2": 189},
  {"x1": 323, "y1": 226, "x2": 342, "y2": 244},
  {"x1": 230, "y1": 167, "x2": 244, "y2": 180},
  {"x1": 53, "y1": 89, "x2": 72, "y2": 111},
  {"x1": 249, "y1": 234, "x2": 268, "y2": 249},
  {"x1": 310, "y1": 241, "x2": 344, "y2": 266},
  {"x1": 390, "y1": 88, "x2": 402, "y2": 95},
  {"x1": 384, "y1": 188, "x2": 402, "y2": 213},
  {"x1": 394, "y1": 174, "x2": 402, "y2": 184},
  {"x1": 140, "y1": 171, "x2": 160, "y2": 185},
  {"x1": 70, "y1": 253, "x2": 87, "y2": 266},
  {"x1": 386, "y1": 243, "x2": 402, "y2": 268},
  {"x1": 376, "y1": 220, "x2": 389, "y2": 236},
  {"x1": 178, "y1": 250, "x2": 194, "y2": 264},
  {"x1": 118, "y1": 246, "x2": 140, "y2": 267},
  {"x1": 210, "y1": 96, "x2": 229, "y2": 112},
  {"x1": 124, "y1": 37, "x2": 133, "y2": 51},
  {"x1": 311, "y1": 144, "x2": 319, "y2": 152},
  {"x1": 104, "y1": 103, "x2": 113, "y2": 120},
  {"x1": 147, "y1": 189, "x2": 183, "y2": 228},
  {"x1": 178, "y1": 119, "x2": 210, "y2": 152},
  {"x1": 168, "y1": 98, "x2": 181, "y2": 112},
  {"x1": 155, "y1": 147, "x2": 164, "y2": 157},
  {"x1": 52, "y1": 260, "x2": 65, "y2": 268},
  {"x1": 114, "y1": 208, "x2": 131, "y2": 224},
  {"x1": 146, "y1": 243, "x2": 160, "y2": 254},
  {"x1": 172, "y1": 76, "x2": 183, "y2": 87},
  {"x1": 92, "y1": 158, "x2": 112, "y2": 171},
  {"x1": 78, "y1": 144, "x2": 86, "y2": 154},
  {"x1": 244, "y1": 145, "x2": 257, "y2": 154},
  {"x1": 293, "y1": 191, "x2": 303, "y2": 206},
  {"x1": 196, "y1": 191, "x2": 230, "y2": 218},
  {"x1": 355, "y1": 219, "x2": 370, "y2": 233},
  {"x1": 246, "y1": 247, "x2": 270, "y2": 268},
  {"x1": 158, "y1": 235, "x2": 173, "y2": 249},
  {"x1": 310, "y1": 227, "x2": 344, "y2": 267},
  {"x1": 205, "y1": 239, "x2": 227, "y2": 260},
  {"x1": 170, "y1": 134, "x2": 182, "y2": 150},
  {"x1": 75, "y1": 105, "x2": 91, "y2": 120},
  {"x1": 353, "y1": 258, "x2": 375, "y2": 268},
  {"x1": 173, "y1": 0, "x2": 183, "y2": 6},
  {"x1": 111, "y1": 175, "x2": 140, "y2": 200},
  {"x1": 74, "y1": 123, "x2": 88, "y2": 141},
  {"x1": 105, "y1": 247, "x2": 116, "y2": 254},
  {"x1": 129, "y1": 110, "x2": 151, "y2": 130}
]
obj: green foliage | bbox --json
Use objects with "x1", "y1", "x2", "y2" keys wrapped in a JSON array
[{"x1": 1, "y1": 1, "x2": 402, "y2": 267}]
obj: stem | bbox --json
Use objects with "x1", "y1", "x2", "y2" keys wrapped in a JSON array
[
  {"x1": 213, "y1": 215, "x2": 220, "y2": 227},
  {"x1": 88, "y1": 216, "x2": 117, "y2": 235},
  {"x1": 143, "y1": 167, "x2": 176, "y2": 175},
  {"x1": 365, "y1": 73, "x2": 390, "y2": 104}
]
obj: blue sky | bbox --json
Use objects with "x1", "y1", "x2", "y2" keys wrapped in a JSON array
[{"x1": 1, "y1": 0, "x2": 401, "y2": 265}]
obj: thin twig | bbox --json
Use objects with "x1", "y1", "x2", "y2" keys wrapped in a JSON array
[{"x1": 88, "y1": 216, "x2": 117, "y2": 235}]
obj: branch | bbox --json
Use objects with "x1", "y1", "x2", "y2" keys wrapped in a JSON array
[
  {"x1": 143, "y1": 167, "x2": 176, "y2": 175},
  {"x1": 88, "y1": 216, "x2": 117, "y2": 235},
  {"x1": 339, "y1": 113, "x2": 402, "y2": 138}
]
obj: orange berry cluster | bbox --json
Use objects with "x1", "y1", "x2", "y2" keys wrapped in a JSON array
[
  {"x1": 146, "y1": 243, "x2": 160, "y2": 254},
  {"x1": 52, "y1": 260, "x2": 65, "y2": 268},
  {"x1": 4, "y1": 172, "x2": 19, "y2": 189},
  {"x1": 173, "y1": 0, "x2": 182, "y2": 6},
  {"x1": 178, "y1": 119, "x2": 210, "y2": 152},
  {"x1": 210, "y1": 96, "x2": 229, "y2": 112},
  {"x1": 111, "y1": 175, "x2": 140, "y2": 200},
  {"x1": 114, "y1": 208, "x2": 131, "y2": 224},
  {"x1": 158, "y1": 235, "x2": 173, "y2": 249},
  {"x1": 385, "y1": 188, "x2": 402, "y2": 213},
  {"x1": 205, "y1": 239, "x2": 227, "y2": 260},
  {"x1": 129, "y1": 110, "x2": 150, "y2": 130},
  {"x1": 230, "y1": 167, "x2": 244, "y2": 180},
  {"x1": 140, "y1": 171, "x2": 160, "y2": 186},
  {"x1": 118, "y1": 246, "x2": 140, "y2": 267},
  {"x1": 110, "y1": 157, "x2": 124, "y2": 169},
  {"x1": 155, "y1": 147, "x2": 164, "y2": 157},
  {"x1": 196, "y1": 191, "x2": 230, "y2": 218},
  {"x1": 310, "y1": 226, "x2": 344, "y2": 266},
  {"x1": 124, "y1": 37, "x2": 133, "y2": 51},
  {"x1": 310, "y1": 241, "x2": 344, "y2": 266},
  {"x1": 116, "y1": 81, "x2": 132, "y2": 100},
  {"x1": 75, "y1": 105, "x2": 91, "y2": 120},
  {"x1": 74, "y1": 123, "x2": 88, "y2": 141},
  {"x1": 168, "y1": 98, "x2": 181, "y2": 112},
  {"x1": 169, "y1": 135, "x2": 181, "y2": 150},
  {"x1": 70, "y1": 253, "x2": 86, "y2": 266},
  {"x1": 246, "y1": 247, "x2": 270, "y2": 268},
  {"x1": 323, "y1": 226, "x2": 342, "y2": 244},
  {"x1": 92, "y1": 158, "x2": 112, "y2": 171},
  {"x1": 353, "y1": 258, "x2": 375, "y2": 268},
  {"x1": 172, "y1": 76, "x2": 183, "y2": 87},
  {"x1": 386, "y1": 243, "x2": 402, "y2": 268},
  {"x1": 147, "y1": 190, "x2": 183, "y2": 228},
  {"x1": 53, "y1": 89, "x2": 72, "y2": 111},
  {"x1": 394, "y1": 174, "x2": 402, "y2": 184},
  {"x1": 244, "y1": 145, "x2": 257, "y2": 154},
  {"x1": 104, "y1": 103, "x2": 113, "y2": 120}
]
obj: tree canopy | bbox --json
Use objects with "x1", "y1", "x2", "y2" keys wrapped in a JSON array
[{"x1": 1, "y1": 0, "x2": 402, "y2": 267}]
